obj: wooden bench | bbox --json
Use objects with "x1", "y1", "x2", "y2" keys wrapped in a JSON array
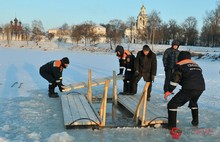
[
  {"x1": 118, "y1": 94, "x2": 167, "y2": 126},
  {"x1": 61, "y1": 94, "x2": 101, "y2": 128},
  {"x1": 61, "y1": 78, "x2": 111, "y2": 128}
]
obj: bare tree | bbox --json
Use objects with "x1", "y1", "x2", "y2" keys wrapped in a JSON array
[
  {"x1": 71, "y1": 25, "x2": 83, "y2": 46},
  {"x1": 31, "y1": 20, "x2": 44, "y2": 44},
  {"x1": 158, "y1": 22, "x2": 170, "y2": 44},
  {"x1": 147, "y1": 10, "x2": 161, "y2": 50},
  {"x1": 182, "y1": 16, "x2": 198, "y2": 46},
  {"x1": 106, "y1": 19, "x2": 126, "y2": 49},
  {"x1": 22, "y1": 24, "x2": 31, "y2": 46},
  {"x1": 4, "y1": 24, "x2": 11, "y2": 46},
  {"x1": 168, "y1": 19, "x2": 179, "y2": 39},
  {"x1": 126, "y1": 17, "x2": 136, "y2": 43},
  {"x1": 80, "y1": 21, "x2": 95, "y2": 46},
  {"x1": 202, "y1": 3, "x2": 220, "y2": 47}
]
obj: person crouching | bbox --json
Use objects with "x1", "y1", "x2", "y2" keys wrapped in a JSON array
[
  {"x1": 164, "y1": 51, "x2": 205, "y2": 129},
  {"x1": 39, "y1": 57, "x2": 70, "y2": 98}
]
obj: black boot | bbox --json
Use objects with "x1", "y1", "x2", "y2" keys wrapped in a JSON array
[
  {"x1": 48, "y1": 83, "x2": 59, "y2": 98},
  {"x1": 168, "y1": 109, "x2": 177, "y2": 129},
  {"x1": 191, "y1": 108, "x2": 199, "y2": 126}
]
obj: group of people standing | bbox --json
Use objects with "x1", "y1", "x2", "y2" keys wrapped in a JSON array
[
  {"x1": 39, "y1": 40, "x2": 205, "y2": 130},
  {"x1": 115, "y1": 40, "x2": 205, "y2": 130},
  {"x1": 115, "y1": 44, "x2": 157, "y2": 101}
]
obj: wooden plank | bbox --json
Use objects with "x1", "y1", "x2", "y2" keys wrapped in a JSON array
[
  {"x1": 61, "y1": 95, "x2": 74, "y2": 126},
  {"x1": 78, "y1": 95, "x2": 101, "y2": 125},
  {"x1": 126, "y1": 95, "x2": 166, "y2": 118},
  {"x1": 87, "y1": 69, "x2": 92, "y2": 102},
  {"x1": 61, "y1": 94, "x2": 101, "y2": 127},
  {"x1": 118, "y1": 94, "x2": 166, "y2": 125},
  {"x1": 112, "y1": 71, "x2": 117, "y2": 105},
  {"x1": 66, "y1": 75, "x2": 124, "y2": 90},
  {"x1": 66, "y1": 95, "x2": 84, "y2": 125},
  {"x1": 118, "y1": 95, "x2": 137, "y2": 113},
  {"x1": 73, "y1": 94, "x2": 93, "y2": 125}
]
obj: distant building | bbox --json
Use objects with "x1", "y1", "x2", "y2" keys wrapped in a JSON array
[
  {"x1": 124, "y1": 5, "x2": 148, "y2": 43},
  {"x1": 93, "y1": 25, "x2": 106, "y2": 43},
  {"x1": 0, "y1": 17, "x2": 24, "y2": 41},
  {"x1": 48, "y1": 24, "x2": 106, "y2": 44}
]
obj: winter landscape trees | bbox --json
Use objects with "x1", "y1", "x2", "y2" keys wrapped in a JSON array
[{"x1": 1, "y1": 2, "x2": 220, "y2": 47}]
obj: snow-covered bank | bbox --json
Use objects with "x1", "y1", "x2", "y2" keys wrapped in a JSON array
[{"x1": 0, "y1": 42, "x2": 220, "y2": 141}]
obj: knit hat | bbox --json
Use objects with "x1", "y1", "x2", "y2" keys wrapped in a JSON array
[
  {"x1": 61, "y1": 57, "x2": 70, "y2": 64},
  {"x1": 172, "y1": 40, "x2": 180, "y2": 47},
  {"x1": 178, "y1": 51, "x2": 191, "y2": 62},
  {"x1": 143, "y1": 45, "x2": 150, "y2": 51},
  {"x1": 115, "y1": 45, "x2": 124, "y2": 57}
]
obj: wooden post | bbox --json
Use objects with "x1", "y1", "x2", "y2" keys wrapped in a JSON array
[
  {"x1": 112, "y1": 71, "x2": 117, "y2": 122},
  {"x1": 133, "y1": 82, "x2": 150, "y2": 126},
  {"x1": 112, "y1": 70, "x2": 118, "y2": 105},
  {"x1": 100, "y1": 80, "x2": 110, "y2": 126},
  {"x1": 87, "y1": 69, "x2": 92, "y2": 103},
  {"x1": 141, "y1": 82, "x2": 150, "y2": 126}
]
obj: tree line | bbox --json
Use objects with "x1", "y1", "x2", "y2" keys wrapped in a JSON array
[{"x1": 1, "y1": 2, "x2": 220, "y2": 47}]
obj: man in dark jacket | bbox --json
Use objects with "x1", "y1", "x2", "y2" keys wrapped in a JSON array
[
  {"x1": 115, "y1": 45, "x2": 135, "y2": 94},
  {"x1": 164, "y1": 51, "x2": 205, "y2": 129},
  {"x1": 163, "y1": 40, "x2": 180, "y2": 93},
  {"x1": 131, "y1": 45, "x2": 157, "y2": 101},
  {"x1": 39, "y1": 57, "x2": 70, "y2": 98}
]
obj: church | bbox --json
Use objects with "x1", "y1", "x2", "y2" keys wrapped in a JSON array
[
  {"x1": 124, "y1": 5, "x2": 148, "y2": 43},
  {"x1": 0, "y1": 17, "x2": 23, "y2": 41}
]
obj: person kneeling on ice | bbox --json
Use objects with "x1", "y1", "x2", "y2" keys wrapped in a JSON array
[
  {"x1": 39, "y1": 57, "x2": 71, "y2": 98},
  {"x1": 164, "y1": 51, "x2": 205, "y2": 129}
]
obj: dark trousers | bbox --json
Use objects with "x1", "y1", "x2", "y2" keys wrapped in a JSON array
[
  {"x1": 167, "y1": 89, "x2": 203, "y2": 110},
  {"x1": 123, "y1": 71, "x2": 134, "y2": 93},
  {"x1": 39, "y1": 68, "x2": 55, "y2": 83},
  {"x1": 163, "y1": 68, "x2": 174, "y2": 93},
  {"x1": 132, "y1": 74, "x2": 152, "y2": 98},
  {"x1": 167, "y1": 89, "x2": 203, "y2": 128}
]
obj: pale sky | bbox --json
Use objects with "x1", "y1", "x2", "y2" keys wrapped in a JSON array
[{"x1": 0, "y1": 0, "x2": 218, "y2": 31}]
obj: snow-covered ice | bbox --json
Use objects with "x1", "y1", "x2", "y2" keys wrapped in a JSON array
[{"x1": 0, "y1": 41, "x2": 220, "y2": 142}]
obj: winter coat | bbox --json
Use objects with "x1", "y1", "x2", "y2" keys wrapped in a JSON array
[
  {"x1": 118, "y1": 50, "x2": 135, "y2": 75},
  {"x1": 168, "y1": 59, "x2": 205, "y2": 92},
  {"x1": 163, "y1": 47, "x2": 180, "y2": 69},
  {"x1": 40, "y1": 60, "x2": 63, "y2": 83},
  {"x1": 135, "y1": 50, "x2": 157, "y2": 81}
]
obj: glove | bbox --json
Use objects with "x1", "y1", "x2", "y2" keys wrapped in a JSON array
[
  {"x1": 151, "y1": 75, "x2": 155, "y2": 82},
  {"x1": 164, "y1": 67, "x2": 168, "y2": 71},
  {"x1": 61, "y1": 85, "x2": 71, "y2": 92},
  {"x1": 134, "y1": 71, "x2": 139, "y2": 76},
  {"x1": 57, "y1": 82, "x2": 69, "y2": 92},
  {"x1": 164, "y1": 91, "x2": 172, "y2": 100}
]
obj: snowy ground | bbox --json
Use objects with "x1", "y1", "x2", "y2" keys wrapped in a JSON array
[{"x1": 0, "y1": 41, "x2": 220, "y2": 142}]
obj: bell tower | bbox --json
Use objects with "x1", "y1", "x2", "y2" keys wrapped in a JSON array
[{"x1": 137, "y1": 5, "x2": 148, "y2": 30}]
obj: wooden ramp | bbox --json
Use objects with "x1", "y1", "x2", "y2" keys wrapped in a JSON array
[
  {"x1": 117, "y1": 95, "x2": 167, "y2": 126},
  {"x1": 61, "y1": 77, "x2": 110, "y2": 128},
  {"x1": 66, "y1": 75, "x2": 124, "y2": 90},
  {"x1": 61, "y1": 94, "x2": 101, "y2": 128}
]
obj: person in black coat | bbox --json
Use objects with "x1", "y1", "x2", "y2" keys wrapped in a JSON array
[
  {"x1": 163, "y1": 40, "x2": 180, "y2": 93},
  {"x1": 115, "y1": 45, "x2": 135, "y2": 94},
  {"x1": 164, "y1": 51, "x2": 205, "y2": 129},
  {"x1": 39, "y1": 57, "x2": 70, "y2": 98},
  {"x1": 131, "y1": 45, "x2": 157, "y2": 101}
]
